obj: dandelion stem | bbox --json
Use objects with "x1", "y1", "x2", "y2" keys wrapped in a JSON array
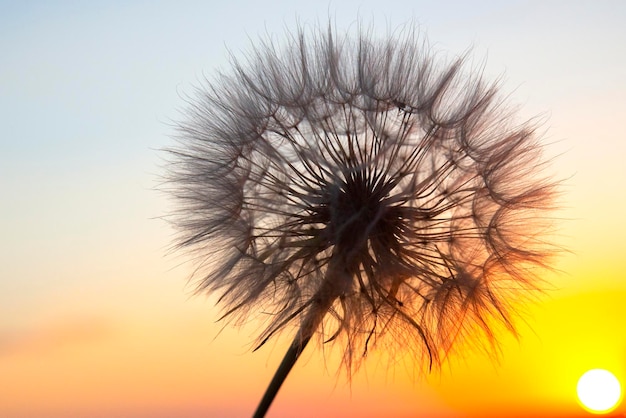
[
  {"x1": 252, "y1": 329, "x2": 312, "y2": 418},
  {"x1": 253, "y1": 288, "x2": 336, "y2": 418}
]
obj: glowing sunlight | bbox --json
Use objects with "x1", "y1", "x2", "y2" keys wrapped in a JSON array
[{"x1": 577, "y1": 369, "x2": 622, "y2": 414}]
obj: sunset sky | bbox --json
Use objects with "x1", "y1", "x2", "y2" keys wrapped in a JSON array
[{"x1": 2, "y1": 1, "x2": 626, "y2": 417}]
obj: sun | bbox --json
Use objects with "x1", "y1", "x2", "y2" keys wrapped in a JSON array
[{"x1": 577, "y1": 369, "x2": 622, "y2": 414}]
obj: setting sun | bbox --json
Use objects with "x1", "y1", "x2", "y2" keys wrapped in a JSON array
[{"x1": 577, "y1": 369, "x2": 622, "y2": 414}]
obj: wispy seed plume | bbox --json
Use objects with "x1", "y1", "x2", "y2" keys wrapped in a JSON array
[{"x1": 165, "y1": 22, "x2": 560, "y2": 417}]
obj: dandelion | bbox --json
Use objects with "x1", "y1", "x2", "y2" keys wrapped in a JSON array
[{"x1": 166, "y1": 23, "x2": 558, "y2": 417}]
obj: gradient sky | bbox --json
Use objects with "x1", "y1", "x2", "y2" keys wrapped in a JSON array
[{"x1": 2, "y1": 1, "x2": 626, "y2": 417}]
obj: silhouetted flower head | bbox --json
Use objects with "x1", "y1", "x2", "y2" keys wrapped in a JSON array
[{"x1": 167, "y1": 24, "x2": 557, "y2": 373}]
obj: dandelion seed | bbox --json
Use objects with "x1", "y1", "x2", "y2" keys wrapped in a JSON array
[{"x1": 165, "y1": 22, "x2": 559, "y2": 417}]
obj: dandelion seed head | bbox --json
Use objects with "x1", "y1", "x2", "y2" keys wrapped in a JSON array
[{"x1": 166, "y1": 23, "x2": 559, "y2": 375}]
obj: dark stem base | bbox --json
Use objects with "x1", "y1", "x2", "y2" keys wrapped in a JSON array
[{"x1": 252, "y1": 333, "x2": 312, "y2": 418}]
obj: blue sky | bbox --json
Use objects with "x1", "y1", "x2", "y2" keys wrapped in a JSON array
[{"x1": 3, "y1": 0, "x2": 625, "y2": 318}]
